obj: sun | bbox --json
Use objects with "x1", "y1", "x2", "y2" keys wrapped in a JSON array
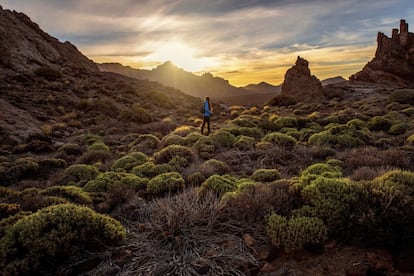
[{"x1": 145, "y1": 41, "x2": 218, "y2": 72}]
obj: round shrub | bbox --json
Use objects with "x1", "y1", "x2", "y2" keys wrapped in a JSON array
[
  {"x1": 231, "y1": 115, "x2": 260, "y2": 128},
  {"x1": 87, "y1": 141, "x2": 110, "y2": 152},
  {"x1": 147, "y1": 172, "x2": 185, "y2": 194},
  {"x1": 118, "y1": 105, "x2": 154, "y2": 124},
  {"x1": 298, "y1": 177, "x2": 367, "y2": 234},
  {"x1": 184, "y1": 132, "x2": 203, "y2": 145},
  {"x1": 388, "y1": 122, "x2": 408, "y2": 135},
  {"x1": 308, "y1": 125, "x2": 370, "y2": 148},
  {"x1": 210, "y1": 130, "x2": 237, "y2": 148},
  {"x1": 261, "y1": 132, "x2": 297, "y2": 149},
  {"x1": 250, "y1": 168, "x2": 281, "y2": 182},
  {"x1": 233, "y1": 135, "x2": 255, "y2": 150},
  {"x1": 186, "y1": 172, "x2": 206, "y2": 187},
  {"x1": 0, "y1": 203, "x2": 125, "y2": 274},
  {"x1": 112, "y1": 152, "x2": 148, "y2": 172},
  {"x1": 128, "y1": 134, "x2": 160, "y2": 155},
  {"x1": 63, "y1": 164, "x2": 99, "y2": 184},
  {"x1": 8, "y1": 157, "x2": 40, "y2": 183},
  {"x1": 159, "y1": 134, "x2": 186, "y2": 147},
  {"x1": 83, "y1": 171, "x2": 148, "y2": 192},
  {"x1": 266, "y1": 213, "x2": 327, "y2": 252},
  {"x1": 389, "y1": 89, "x2": 414, "y2": 105},
  {"x1": 407, "y1": 134, "x2": 414, "y2": 145},
  {"x1": 224, "y1": 127, "x2": 263, "y2": 138},
  {"x1": 153, "y1": 145, "x2": 193, "y2": 165},
  {"x1": 193, "y1": 137, "x2": 215, "y2": 160},
  {"x1": 38, "y1": 158, "x2": 67, "y2": 170},
  {"x1": 131, "y1": 161, "x2": 173, "y2": 178},
  {"x1": 198, "y1": 174, "x2": 238, "y2": 195},
  {"x1": 0, "y1": 203, "x2": 20, "y2": 220},
  {"x1": 268, "y1": 95, "x2": 297, "y2": 106},
  {"x1": 59, "y1": 143, "x2": 81, "y2": 155},
  {"x1": 273, "y1": 117, "x2": 298, "y2": 130},
  {"x1": 368, "y1": 116, "x2": 391, "y2": 131},
  {"x1": 346, "y1": 119, "x2": 367, "y2": 129},
  {"x1": 200, "y1": 159, "x2": 231, "y2": 177},
  {"x1": 40, "y1": 186, "x2": 92, "y2": 204},
  {"x1": 299, "y1": 162, "x2": 343, "y2": 186}
]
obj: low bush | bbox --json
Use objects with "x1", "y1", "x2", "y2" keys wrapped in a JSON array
[
  {"x1": 200, "y1": 159, "x2": 231, "y2": 177},
  {"x1": 262, "y1": 132, "x2": 297, "y2": 149},
  {"x1": 7, "y1": 157, "x2": 40, "y2": 183},
  {"x1": 210, "y1": 130, "x2": 237, "y2": 148},
  {"x1": 128, "y1": 134, "x2": 160, "y2": 155},
  {"x1": 193, "y1": 136, "x2": 215, "y2": 160},
  {"x1": 388, "y1": 122, "x2": 408, "y2": 135},
  {"x1": 198, "y1": 174, "x2": 238, "y2": 195},
  {"x1": 233, "y1": 135, "x2": 255, "y2": 150},
  {"x1": 272, "y1": 116, "x2": 298, "y2": 130},
  {"x1": 186, "y1": 172, "x2": 206, "y2": 187},
  {"x1": 0, "y1": 203, "x2": 20, "y2": 220},
  {"x1": 159, "y1": 134, "x2": 186, "y2": 147},
  {"x1": 118, "y1": 104, "x2": 154, "y2": 124},
  {"x1": 224, "y1": 127, "x2": 263, "y2": 138},
  {"x1": 111, "y1": 152, "x2": 148, "y2": 172},
  {"x1": 368, "y1": 116, "x2": 391, "y2": 131},
  {"x1": 0, "y1": 203, "x2": 125, "y2": 274},
  {"x1": 389, "y1": 89, "x2": 414, "y2": 105},
  {"x1": 33, "y1": 66, "x2": 62, "y2": 81},
  {"x1": 266, "y1": 213, "x2": 327, "y2": 252},
  {"x1": 299, "y1": 162, "x2": 343, "y2": 186},
  {"x1": 59, "y1": 143, "x2": 81, "y2": 155},
  {"x1": 131, "y1": 161, "x2": 173, "y2": 178},
  {"x1": 83, "y1": 171, "x2": 148, "y2": 192},
  {"x1": 146, "y1": 172, "x2": 185, "y2": 194},
  {"x1": 250, "y1": 168, "x2": 280, "y2": 182},
  {"x1": 40, "y1": 186, "x2": 92, "y2": 205},
  {"x1": 153, "y1": 145, "x2": 194, "y2": 167},
  {"x1": 268, "y1": 95, "x2": 297, "y2": 106},
  {"x1": 308, "y1": 124, "x2": 370, "y2": 148},
  {"x1": 63, "y1": 164, "x2": 99, "y2": 184},
  {"x1": 87, "y1": 141, "x2": 110, "y2": 152}
]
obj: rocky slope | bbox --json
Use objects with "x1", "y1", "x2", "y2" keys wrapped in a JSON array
[{"x1": 351, "y1": 19, "x2": 414, "y2": 87}]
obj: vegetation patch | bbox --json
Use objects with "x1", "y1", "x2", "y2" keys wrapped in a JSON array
[
  {"x1": 147, "y1": 172, "x2": 185, "y2": 194},
  {"x1": 111, "y1": 152, "x2": 148, "y2": 172}
]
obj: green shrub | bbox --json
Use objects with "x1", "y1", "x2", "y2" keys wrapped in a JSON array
[
  {"x1": 147, "y1": 172, "x2": 185, "y2": 194},
  {"x1": 368, "y1": 116, "x2": 391, "y2": 131},
  {"x1": 266, "y1": 213, "x2": 327, "y2": 252},
  {"x1": 159, "y1": 134, "x2": 186, "y2": 147},
  {"x1": 308, "y1": 125, "x2": 370, "y2": 148},
  {"x1": 233, "y1": 135, "x2": 255, "y2": 150},
  {"x1": 112, "y1": 152, "x2": 148, "y2": 171},
  {"x1": 346, "y1": 119, "x2": 367, "y2": 129},
  {"x1": 63, "y1": 164, "x2": 99, "y2": 184},
  {"x1": 407, "y1": 134, "x2": 414, "y2": 145},
  {"x1": 299, "y1": 162, "x2": 343, "y2": 186},
  {"x1": 59, "y1": 143, "x2": 81, "y2": 155},
  {"x1": 0, "y1": 203, "x2": 20, "y2": 220},
  {"x1": 273, "y1": 117, "x2": 298, "y2": 130},
  {"x1": 251, "y1": 168, "x2": 281, "y2": 182},
  {"x1": 40, "y1": 186, "x2": 92, "y2": 205},
  {"x1": 38, "y1": 158, "x2": 67, "y2": 170},
  {"x1": 198, "y1": 174, "x2": 238, "y2": 195},
  {"x1": 210, "y1": 130, "x2": 237, "y2": 148},
  {"x1": 297, "y1": 177, "x2": 367, "y2": 233},
  {"x1": 231, "y1": 115, "x2": 260, "y2": 128},
  {"x1": 153, "y1": 145, "x2": 193, "y2": 166},
  {"x1": 131, "y1": 161, "x2": 173, "y2": 178},
  {"x1": 262, "y1": 132, "x2": 297, "y2": 149},
  {"x1": 7, "y1": 157, "x2": 40, "y2": 183},
  {"x1": 184, "y1": 132, "x2": 203, "y2": 145},
  {"x1": 401, "y1": 107, "x2": 414, "y2": 116},
  {"x1": 118, "y1": 104, "x2": 154, "y2": 123},
  {"x1": 128, "y1": 134, "x2": 160, "y2": 154},
  {"x1": 224, "y1": 127, "x2": 263, "y2": 138},
  {"x1": 87, "y1": 141, "x2": 110, "y2": 152},
  {"x1": 193, "y1": 137, "x2": 215, "y2": 160},
  {"x1": 388, "y1": 122, "x2": 408, "y2": 135},
  {"x1": 0, "y1": 203, "x2": 125, "y2": 274},
  {"x1": 389, "y1": 89, "x2": 414, "y2": 105},
  {"x1": 200, "y1": 159, "x2": 231, "y2": 177},
  {"x1": 83, "y1": 171, "x2": 148, "y2": 192}
]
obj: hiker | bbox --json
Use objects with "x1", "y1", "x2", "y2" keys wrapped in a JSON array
[{"x1": 201, "y1": 96, "x2": 212, "y2": 135}]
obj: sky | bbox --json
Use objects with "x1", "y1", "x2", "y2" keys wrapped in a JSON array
[{"x1": 1, "y1": 0, "x2": 414, "y2": 86}]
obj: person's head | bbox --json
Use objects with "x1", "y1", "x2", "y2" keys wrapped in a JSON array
[{"x1": 205, "y1": 96, "x2": 210, "y2": 102}]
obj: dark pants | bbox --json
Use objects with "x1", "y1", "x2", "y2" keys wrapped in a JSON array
[{"x1": 201, "y1": 116, "x2": 210, "y2": 135}]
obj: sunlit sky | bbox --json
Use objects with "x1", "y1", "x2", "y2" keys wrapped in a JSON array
[{"x1": 2, "y1": 0, "x2": 413, "y2": 86}]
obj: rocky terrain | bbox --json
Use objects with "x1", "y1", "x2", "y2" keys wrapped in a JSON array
[
  {"x1": 351, "y1": 19, "x2": 414, "y2": 87},
  {"x1": 1, "y1": 5, "x2": 414, "y2": 276}
]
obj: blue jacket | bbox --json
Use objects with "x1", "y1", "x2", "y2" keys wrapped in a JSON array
[{"x1": 203, "y1": 100, "x2": 211, "y2": 117}]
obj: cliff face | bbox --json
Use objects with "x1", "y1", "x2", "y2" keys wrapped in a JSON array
[
  {"x1": 0, "y1": 5, "x2": 97, "y2": 75},
  {"x1": 281, "y1": 56, "x2": 323, "y2": 100},
  {"x1": 351, "y1": 19, "x2": 414, "y2": 87}
]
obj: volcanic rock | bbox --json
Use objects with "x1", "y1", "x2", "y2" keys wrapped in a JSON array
[
  {"x1": 351, "y1": 19, "x2": 414, "y2": 87},
  {"x1": 281, "y1": 56, "x2": 323, "y2": 100},
  {"x1": 0, "y1": 7, "x2": 98, "y2": 76}
]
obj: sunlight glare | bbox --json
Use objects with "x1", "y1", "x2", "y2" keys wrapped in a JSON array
[{"x1": 144, "y1": 41, "x2": 218, "y2": 72}]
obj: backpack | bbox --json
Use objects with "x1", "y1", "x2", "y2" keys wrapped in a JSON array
[{"x1": 200, "y1": 104, "x2": 205, "y2": 114}]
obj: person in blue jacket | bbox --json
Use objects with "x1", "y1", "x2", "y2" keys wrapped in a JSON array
[{"x1": 201, "y1": 96, "x2": 212, "y2": 135}]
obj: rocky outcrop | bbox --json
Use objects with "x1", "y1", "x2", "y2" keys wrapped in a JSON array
[
  {"x1": 280, "y1": 56, "x2": 323, "y2": 100},
  {"x1": 351, "y1": 19, "x2": 414, "y2": 87},
  {"x1": 0, "y1": 7, "x2": 98, "y2": 76}
]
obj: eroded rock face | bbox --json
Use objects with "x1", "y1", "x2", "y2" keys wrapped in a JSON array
[
  {"x1": 281, "y1": 56, "x2": 322, "y2": 100},
  {"x1": 351, "y1": 19, "x2": 414, "y2": 87},
  {"x1": 0, "y1": 7, "x2": 98, "y2": 75}
]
